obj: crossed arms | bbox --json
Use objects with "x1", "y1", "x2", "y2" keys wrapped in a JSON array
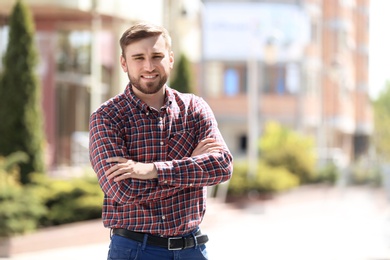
[
  {"x1": 105, "y1": 138, "x2": 223, "y2": 182},
  {"x1": 89, "y1": 112, "x2": 233, "y2": 205}
]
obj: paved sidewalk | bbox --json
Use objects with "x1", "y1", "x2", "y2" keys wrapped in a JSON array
[
  {"x1": 207, "y1": 186, "x2": 390, "y2": 260},
  {"x1": 4, "y1": 185, "x2": 390, "y2": 260}
]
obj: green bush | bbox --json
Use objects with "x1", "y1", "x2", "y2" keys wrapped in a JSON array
[
  {"x1": 0, "y1": 187, "x2": 46, "y2": 237},
  {"x1": 372, "y1": 83, "x2": 390, "y2": 162},
  {"x1": 0, "y1": 152, "x2": 103, "y2": 234},
  {"x1": 0, "y1": 153, "x2": 46, "y2": 237},
  {"x1": 228, "y1": 160, "x2": 299, "y2": 197},
  {"x1": 348, "y1": 161, "x2": 382, "y2": 186},
  {"x1": 29, "y1": 173, "x2": 103, "y2": 227},
  {"x1": 259, "y1": 121, "x2": 317, "y2": 183},
  {"x1": 313, "y1": 163, "x2": 339, "y2": 184}
]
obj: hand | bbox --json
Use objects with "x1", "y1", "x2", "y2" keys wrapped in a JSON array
[
  {"x1": 105, "y1": 157, "x2": 157, "y2": 182},
  {"x1": 191, "y1": 138, "x2": 224, "y2": 157}
]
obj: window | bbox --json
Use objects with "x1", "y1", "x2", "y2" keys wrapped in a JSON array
[
  {"x1": 239, "y1": 134, "x2": 247, "y2": 153},
  {"x1": 222, "y1": 63, "x2": 247, "y2": 96},
  {"x1": 264, "y1": 64, "x2": 287, "y2": 94},
  {"x1": 56, "y1": 30, "x2": 91, "y2": 73},
  {"x1": 0, "y1": 25, "x2": 9, "y2": 72},
  {"x1": 224, "y1": 68, "x2": 239, "y2": 96},
  {"x1": 311, "y1": 19, "x2": 320, "y2": 44}
]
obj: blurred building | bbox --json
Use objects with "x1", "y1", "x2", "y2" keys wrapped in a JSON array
[
  {"x1": 201, "y1": 0, "x2": 371, "y2": 167},
  {"x1": 0, "y1": 0, "x2": 371, "y2": 170},
  {"x1": 0, "y1": 0, "x2": 166, "y2": 169}
]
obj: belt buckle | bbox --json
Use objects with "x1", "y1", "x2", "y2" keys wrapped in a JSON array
[{"x1": 168, "y1": 237, "x2": 183, "y2": 250}]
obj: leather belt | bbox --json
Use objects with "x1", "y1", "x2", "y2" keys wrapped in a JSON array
[{"x1": 112, "y1": 228, "x2": 209, "y2": 250}]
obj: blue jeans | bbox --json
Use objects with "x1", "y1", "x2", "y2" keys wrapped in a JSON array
[{"x1": 107, "y1": 230, "x2": 208, "y2": 260}]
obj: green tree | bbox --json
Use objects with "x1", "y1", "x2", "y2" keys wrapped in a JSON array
[
  {"x1": 372, "y1": 82, "x2": 390, "y2": 162},
  {"x1": 259, "y1": 121, "x2": 317, "y2": 183},
  {"x1": 170, "y1": 53, "x2": 194, "y2": 93},
  {"x1": 0, "y1": 0, "x2": 45, "y2": 184}
]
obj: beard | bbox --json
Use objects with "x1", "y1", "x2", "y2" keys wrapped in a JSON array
[{"x1": 127, "y1": 72, "x2": 168, "y2": 95}]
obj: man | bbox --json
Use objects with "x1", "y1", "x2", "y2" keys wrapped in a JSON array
[{"x1": 89, "y1": 22, "x2": 233, "y2": 260}]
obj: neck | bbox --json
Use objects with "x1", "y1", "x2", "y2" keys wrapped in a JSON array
[{"x1": 133, "y1": 85, "x2": 166, "y2": 109}]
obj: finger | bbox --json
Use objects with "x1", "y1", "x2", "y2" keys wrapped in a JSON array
[
  {"x1": 208, "y1": 148, "x2": 222, "y2": 153},
  {"x1": 105, "y1": 159, "x2": 132, "y2": 176},
  {"x1": 204, "y1": 144, "x2": 223, "y2": 152},
  {"x1": 200, "y1": 138, "x2": 215, "y2": 142},
  {"x1": 106, "y1": 167, "x2": 119, "y2": 180},
  {"x1": 106, "y1": 165, "x2": 127, "y2": 179},
  {"x1": 198, "y1": 138, "x2": 216, "y2": 147},
  {"x1": 106, "y1": 157, "x2": 127, "y2": 163},
  {"x1": 105, "y1": 164, "x2": 118, "y2": 176},
  {"x1": 114, "y1": 173, "x2": 132, "y2": 182},
  {"x1": 106, "y1": 157, "x2": 119, "y2": 163},
  {"x1": 107, "y1": 167, "x2": 129, "y2": 180},
  {"x1": 204, "y1": 142, "x2": 222, "y2": 148},
  {"x1": 117, "y1": 160, "x2": 133, "y2": 168}
]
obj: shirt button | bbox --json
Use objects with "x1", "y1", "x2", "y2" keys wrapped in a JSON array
[
  {"x1": 160, "y1": 141, "x2": 164, "y2": 145},
  {"x1": 146, "y1": 112, "x2": 149, "y2": 116},
  {"x1": 158, "y1": 117, "x2": 162, "y2": 121},
  {"x1": 164, "y1": 180, "x2": 168, "y2": 184},
  {"x1": 162, "y1": 215, "x2": 166, "y2": 220},
  {"x1": 189, "y1": 183, "x2": 193, "y2": 186}
]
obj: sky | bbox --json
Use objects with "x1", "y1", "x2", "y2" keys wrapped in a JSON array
[{"x1": 369, "y1": 0, "x2": 390, "y2": 99}]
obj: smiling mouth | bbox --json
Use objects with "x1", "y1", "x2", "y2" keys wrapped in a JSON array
[{"x1": 142, "y1": 75, "x2": 158, "y2": 80}]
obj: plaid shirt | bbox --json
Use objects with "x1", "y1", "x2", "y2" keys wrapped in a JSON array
[{"x1": 89, "y1": 84, "x2": 233, "y2": 237}]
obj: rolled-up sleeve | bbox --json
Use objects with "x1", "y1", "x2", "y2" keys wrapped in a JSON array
[
  {"x1": 154, "y1": 97, "x2": 233, "y2": 187},
  {"x1": 89, "y1": 111, "x2": 182, "y2": 204}
]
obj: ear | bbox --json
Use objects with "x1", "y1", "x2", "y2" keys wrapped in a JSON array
[
  {"x1": 120, "y1": 55, "x2": 127, "y2": 72},
  {"x1": 169, "y1": 51, "x2": 174, "y2": 69}
]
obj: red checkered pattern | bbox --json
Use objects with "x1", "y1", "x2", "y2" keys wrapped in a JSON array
[{"x1": 89, "y1": 84, "x2": 233, "y2": 237}]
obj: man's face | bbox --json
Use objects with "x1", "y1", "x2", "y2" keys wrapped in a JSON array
[{"x1": 120, "y1": 35, "x2": 174, "y2": 95}]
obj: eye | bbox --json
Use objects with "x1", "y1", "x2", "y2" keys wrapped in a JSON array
[{"x1": 153, "y1": 55, "x2": 164, "y2": 59}]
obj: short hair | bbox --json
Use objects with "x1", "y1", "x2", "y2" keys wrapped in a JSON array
[{"x1": 119, "y1": 22, "x2": 172, "y2": 57}]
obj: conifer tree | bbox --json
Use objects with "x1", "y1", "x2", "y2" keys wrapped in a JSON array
[
  {"x1": 0, "y1": 0, "x2": 45, "y2": 184},
  {"x1": 170, "y1": 53, "x2": 194, "y2": 93}
]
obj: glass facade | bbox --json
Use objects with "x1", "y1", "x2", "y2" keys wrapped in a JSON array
[{"x1": 54, "y1": 29, "x2": 114, "y2": 165}]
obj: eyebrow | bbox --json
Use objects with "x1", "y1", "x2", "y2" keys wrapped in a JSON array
[
  {"x1": 131, "y1": 51, "x2": 164, "y2": 58},
  {"x1": 131, "y1": 53, "x2": 144, "y2": 58}
]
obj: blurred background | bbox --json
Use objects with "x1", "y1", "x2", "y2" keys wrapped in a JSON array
[
  {"x1": 0, "y1": 0, "x2": 376, "y2": 172},
  {"x1": 1, "y1": 0, "x2": 390, "y2": 259}
]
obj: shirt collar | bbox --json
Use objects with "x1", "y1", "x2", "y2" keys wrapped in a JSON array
[{"x1": 124, "y1": 83, "x2": 173, "y2": 113}]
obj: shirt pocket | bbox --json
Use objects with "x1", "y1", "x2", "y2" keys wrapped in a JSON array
[{"x1": 167, "y1": 130, "x2": 196, "y2": 160}]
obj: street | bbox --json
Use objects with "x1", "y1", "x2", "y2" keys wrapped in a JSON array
[{"x1": 6, "y1": 186, "x2": 390, "y2": 260}]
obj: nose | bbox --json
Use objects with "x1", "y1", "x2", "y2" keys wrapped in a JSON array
[{"x1": 143, "y1": 58, "x2": 155, "y2": 72}]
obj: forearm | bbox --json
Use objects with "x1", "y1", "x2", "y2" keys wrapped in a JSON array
[
  {"x1": 98, "y1": 176, "x2": 182, "y2": 204},
  {"x1": 92, "y1": 157, "x2": 184, "y2": 204},
  {"x1": 96, "y1": 150, "x2": 232, "y2": 204},
  {"x1": 154, "y1": 149, "x2": 233, "y2": 188},
  {"x1": 105, "y1": 159, "x2": 158, "y2": 181},
  {"x1": 89, "y1": 113, "x2": 180, "y2": 204}
]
